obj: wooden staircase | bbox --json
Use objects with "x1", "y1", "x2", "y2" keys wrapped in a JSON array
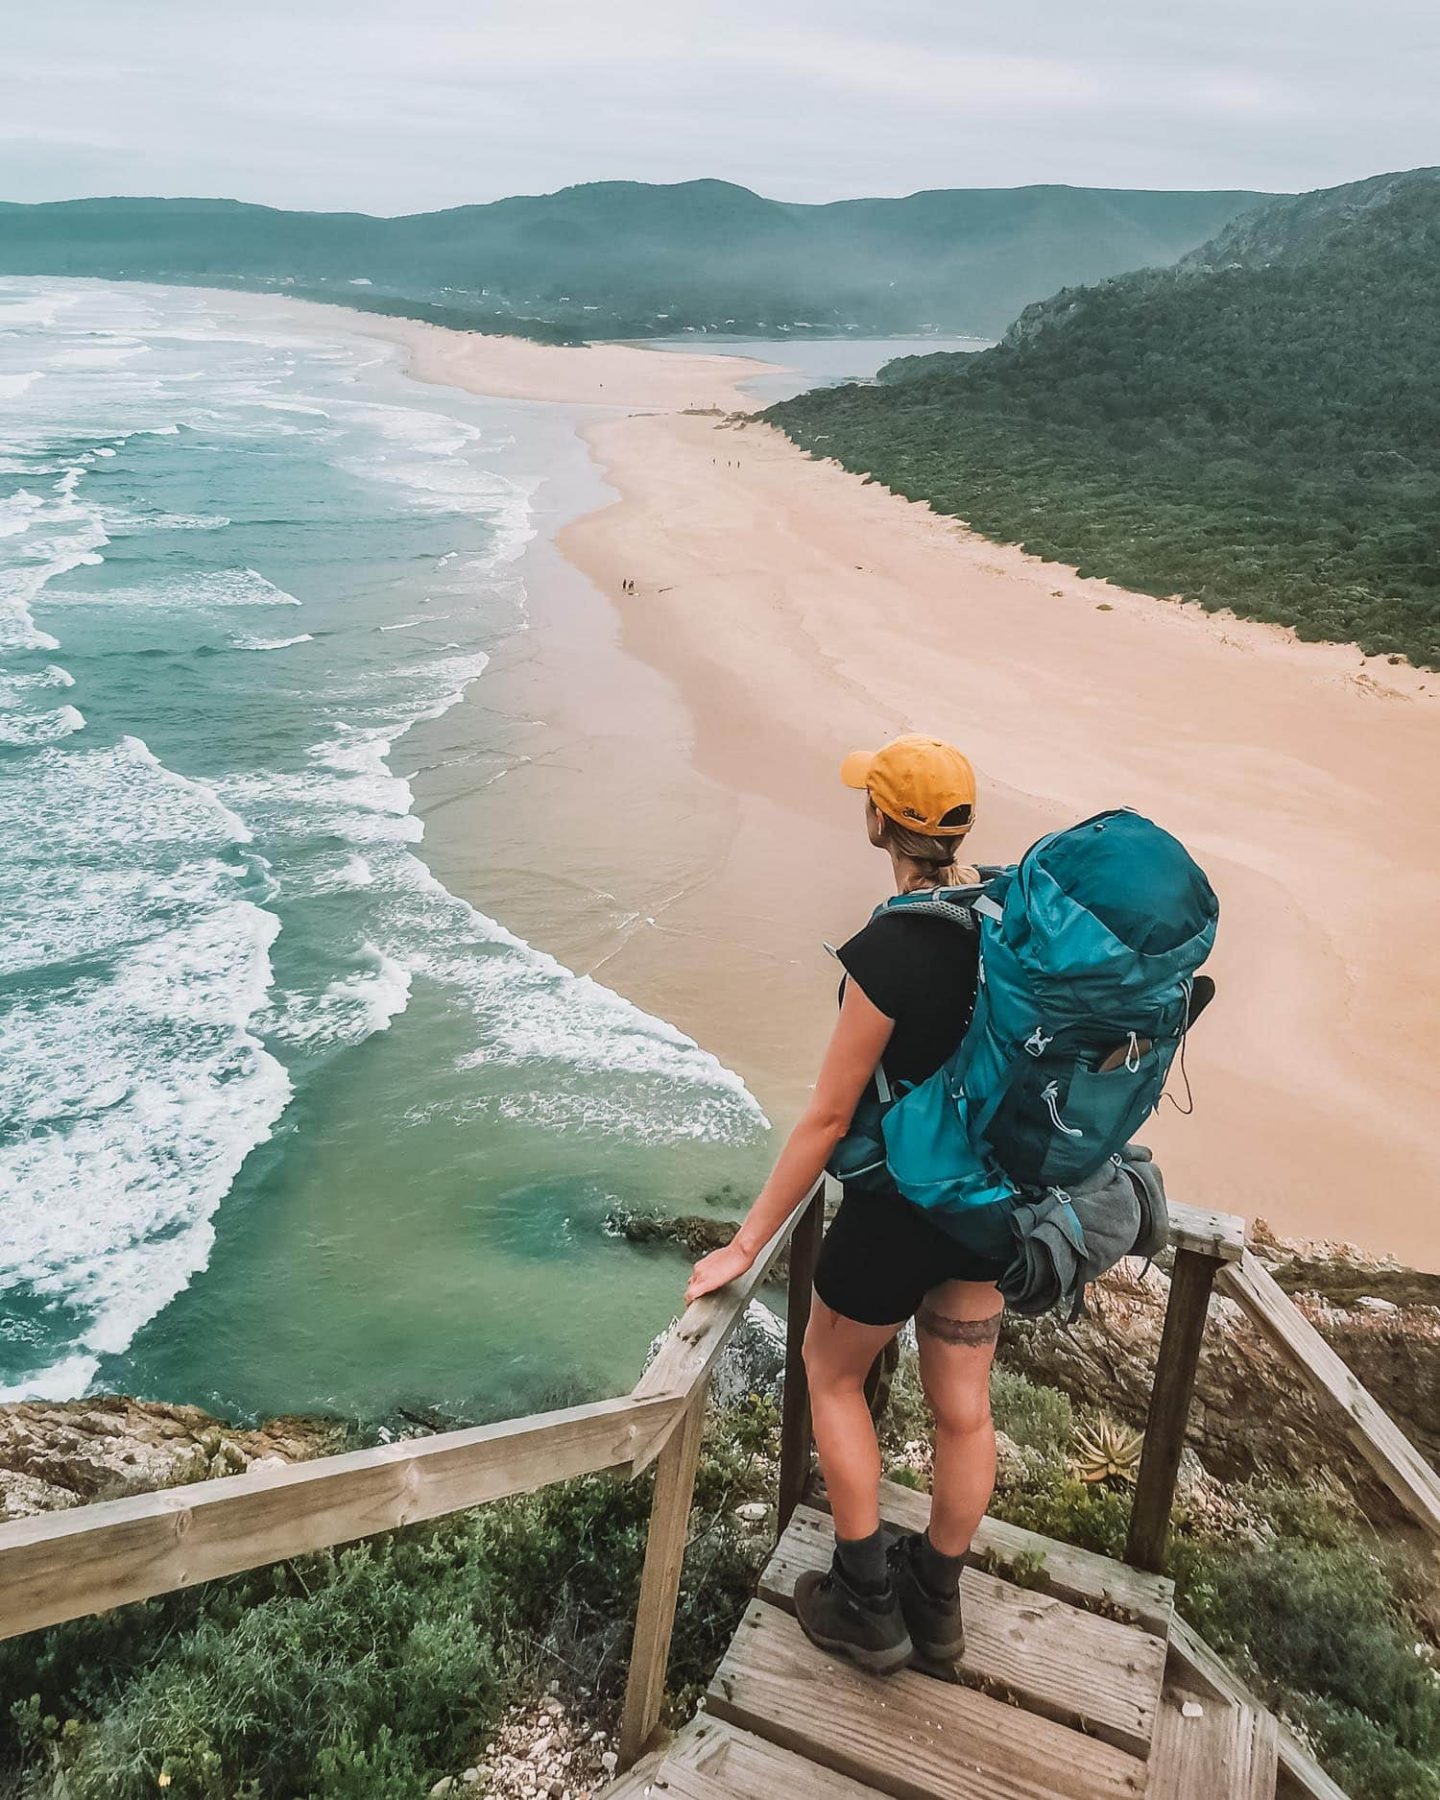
[{"x1": 611, "y1": 1478, "x2": 1280, "y2": 1800}]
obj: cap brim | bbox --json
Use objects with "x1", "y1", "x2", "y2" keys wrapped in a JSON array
[{"x1": 839, "y1": 750, "x2": 875, "y2": 790}]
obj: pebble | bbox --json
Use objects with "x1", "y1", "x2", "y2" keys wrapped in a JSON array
[{"x1": 428, "y1": 1694, "x2": 618, "y2": 1800}]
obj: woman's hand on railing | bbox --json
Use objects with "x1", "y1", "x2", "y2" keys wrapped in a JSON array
[{"x1": 684, "y1": 1237, "x2": 757, "y2": 1304}]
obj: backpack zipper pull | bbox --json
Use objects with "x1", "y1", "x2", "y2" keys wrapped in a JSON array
[{"x1": 1042, "y1": 1080, "x2": 1084, "y2": 1138}]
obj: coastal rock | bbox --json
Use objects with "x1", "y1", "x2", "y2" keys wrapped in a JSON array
[
  {"x1": 444, "y1": 1696, "x2": 611, "y2": 1800},
  {"x1": 0, "y1": 1396, "x2": 342, "y2": 1520},
  {"x1": 642, "y1": 1296, "x2": 788, "y2": 1410},
  {"x1": 709, "y1": 1301, "x2": 788, "y2": 1408},
  {"x1": 605, "y1": 1207, "x2": 788, "y2": 1287}
]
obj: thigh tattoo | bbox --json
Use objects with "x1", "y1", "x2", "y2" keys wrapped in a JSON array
[{"x1": 916, "y1": 1304, "x2": 1002, "y2": 1347}]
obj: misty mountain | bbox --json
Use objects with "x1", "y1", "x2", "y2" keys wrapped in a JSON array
[{"x1": 0, "y1": 179, "x2": 1267, "y2": 338}]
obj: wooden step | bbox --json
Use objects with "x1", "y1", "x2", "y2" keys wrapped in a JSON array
[
  {"x1": 650, "y1": 1716, "x2": 896, "y2": 1799},
  {"x1": 1149, "y1": 1687, "x2": 1279, "y2": 1799},
  {"x1": 708, "y1": 1599, "x2": 1149, "y2": 1800},
  {"x1": 812, "y1": 1478, "x2": 1176, "y2": 1639},
  {"x1": 763, "y1": 1505, "x2": 1168, "y2": 1760}
]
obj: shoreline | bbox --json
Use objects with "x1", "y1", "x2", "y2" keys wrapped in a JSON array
[{"x1": 273, "y1": 299, "x2": 1440, "y2": 1271}]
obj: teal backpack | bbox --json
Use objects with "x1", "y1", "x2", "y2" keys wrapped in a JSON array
[{"x1": 828, "y1": 810, "x2": 1218, "y2": 1257}]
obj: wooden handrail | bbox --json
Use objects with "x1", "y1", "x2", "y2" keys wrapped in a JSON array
[
  {"x1": 629, "y1": 1184, "x2": 823, "y2": 1469},
  {"x1": 1166, "y1": 1200, "x2": 1245, "y2": 1263},
  {"x1": 1217, "y1": 1248, "x2": 1440, "y2": 1543},
  {"x1": 0, "y1": 1179, "x2": 824, "y2": 1651},
  {"x1": 0, "y1": 1393, "x2": 681, "y2": 1643}
]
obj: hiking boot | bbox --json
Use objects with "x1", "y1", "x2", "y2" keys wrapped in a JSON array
[
  {"x1": 887, "y1": 1530, "x2": 966, "y2": 1664},
  {"x1": 794, "y1": 1554, "x2": 913, "y2": 1676}
]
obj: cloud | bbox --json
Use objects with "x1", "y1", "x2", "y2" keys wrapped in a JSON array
[{"x1": 0, "y1": 0, "x2": 1436, "y2": 210}]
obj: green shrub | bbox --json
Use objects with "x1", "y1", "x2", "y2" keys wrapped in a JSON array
[
  {"x1": 0, "y1": 1408, "x2": 773, "y2": 1800},
  {"x1": 990, "y1": 1369, "x2": 1072, "y2": 1456},
  {"x1": 1184, "y1": 1537, "x2": 1440, "y2": 1800}
]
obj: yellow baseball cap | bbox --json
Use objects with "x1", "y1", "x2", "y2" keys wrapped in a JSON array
[{"x1": 840, "y1": 734, "x2": 977, "y2": 836}]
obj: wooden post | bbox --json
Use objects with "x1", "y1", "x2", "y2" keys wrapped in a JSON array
[
  {"x1": 618, "y1": 1387, "x2": 708, "y2": 1769},
  {"x1": 777, "y1": 1183, "x2": 827, "y2": 1532},
  {"x1": 1125, "y1": 1247, "x2": 1222, "y2": 1573}
]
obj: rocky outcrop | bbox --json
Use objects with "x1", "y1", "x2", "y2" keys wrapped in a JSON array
[
  {"x1": 1001, "y1": 1222, "x2": 1440, "y2": 1518},
  {"x1": 710, "y1": 1301, "x2": 788, "y2": 1409},
  {"x1": 0, "y1": 1396, "x2": 343, "y2": 1519},
  {"x1": 605, "y1": 1207, "x2": 787, "y2": 1287}
]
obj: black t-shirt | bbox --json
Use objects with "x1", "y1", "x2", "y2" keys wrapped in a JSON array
[{"x1": 837, "y1": 910, "x2": 980, "y2": 1089}]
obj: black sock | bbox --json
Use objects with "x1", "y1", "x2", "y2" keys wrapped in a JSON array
[
  {"x1": 918, "y1": 1529, "x2": 966, "y2": 1599},
  {"x1": 835, "y1": 1528, "x2": 889, "y2": 1595}
]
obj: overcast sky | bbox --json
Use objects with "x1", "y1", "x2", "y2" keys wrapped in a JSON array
[{"x1": 5, "y1": 1, "x2": 1436, "y2": 213}]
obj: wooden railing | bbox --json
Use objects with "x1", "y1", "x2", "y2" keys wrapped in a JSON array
[{"x1": 0, "y1": 1177, "x2": 1434, "y2": 1775}]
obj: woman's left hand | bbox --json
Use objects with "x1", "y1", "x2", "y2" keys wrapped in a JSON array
[{"x1": 684, "y1": 1239, "x2": 756, "y2": 1304}]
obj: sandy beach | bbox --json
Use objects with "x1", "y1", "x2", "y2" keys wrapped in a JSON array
[{"x1": 343, "y1": 314, "x2": 1440, "y2": 1272}]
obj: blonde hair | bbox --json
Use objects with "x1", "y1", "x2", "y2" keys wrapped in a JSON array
[{"x1": 877, "y1": 812, "x2": 976, "y2": 883}]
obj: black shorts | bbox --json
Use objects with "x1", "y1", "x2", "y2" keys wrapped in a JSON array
[{"x1": 813, "y1": 1186, "x2": 1007, "y2": 1327}]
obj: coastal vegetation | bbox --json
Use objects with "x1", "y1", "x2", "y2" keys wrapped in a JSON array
[
  {"x1": 766, "y1": 166, "x2": 1440, "y2": 666},
  {"x1": 0, "y1": 180, "x2": 1266, "y2": 340},
  {"x1": 2, "y1": 1341, "x2": 1435, "y2": 1800}
]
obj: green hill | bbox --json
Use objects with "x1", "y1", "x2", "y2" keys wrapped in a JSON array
[
  {"x1": 0, "y1": 179, "x2": 1267, "y2": 339},
  {"x1": 766, "y1": 167, "x2": 1440, "y2": 666}
]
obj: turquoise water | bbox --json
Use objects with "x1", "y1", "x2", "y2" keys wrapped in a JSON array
[
  {"x1": 644, "y1": 333, "x2": 994, "y2": 405},
  {"x1": 0, "y1": 279, "x2": 769, "y2": 1425}
]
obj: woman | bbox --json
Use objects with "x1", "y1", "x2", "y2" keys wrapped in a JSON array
[{"x1": 685, "y1": 733, "x2": 1003, "y2": 1676}]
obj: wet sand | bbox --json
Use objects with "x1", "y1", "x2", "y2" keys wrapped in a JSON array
[{"x1": 336, "y1": 315, "x2": 1440, "y2": 1271}]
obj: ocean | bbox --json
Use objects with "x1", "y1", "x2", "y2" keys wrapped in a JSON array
[{"x1": 0, "y1": 278, "x2": 770, "y2": 1425}]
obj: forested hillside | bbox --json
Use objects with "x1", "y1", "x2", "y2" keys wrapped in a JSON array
[
  {"x1": 767, "y1": 168, "x2": 1440, "y2": 666},
  {"x1": 0, "y1": 179, "x2": 1265, "y2": 339}
]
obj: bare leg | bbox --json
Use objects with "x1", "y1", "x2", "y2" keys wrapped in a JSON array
[
  {"x1": 803, "y1": 1296, "x2": 903, "y2": 1542},
  {"x1": 916, "y1": 1280, "x2": 1004, "y2": 1557}
]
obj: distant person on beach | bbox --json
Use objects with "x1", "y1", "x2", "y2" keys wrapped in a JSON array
[{"x1": 686, "y1": 735, "x2": 991, "y2": 1675}]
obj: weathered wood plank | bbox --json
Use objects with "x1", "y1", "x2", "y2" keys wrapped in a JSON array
[
  {"x1": 0, "y1": 1393, "x2": 677, "y2": 1642},
  {"x1": 662, "y1": 1716, "x2": 892, "y2": 1800},
  {"x1": 811, "y1": 1476, "x2": 1175, "y2": 1637},
  {"x1": 759, "y1": 1506, "x2": 1166, "y2": 1760},
  {"x1": 631, "y1": 1181, "x2": 824, "y2": 1472},
  {"x1": 708, "y1": 1600, "x2": 1149, "y2": 1800},
  {"x1": 597, "y1": 1739, "x2": 669, "y2": 1800},
  {"x1": 1217, "y1": 1248, "x2": 1440, "y2": 1544},
  {"x1": 1167, "y1": 1203, "x2": 1246, "y2": 1263},
  {"x1": 1127, "y1": 1247, "x2": 1222, "y2": 1571},
  {"x1": 1150, "y1": 1689, "x2": 1279, "y2": 1799},
  {"x1": 619, "y1": 1391, "x2": 709, "y2": 1769},
  {"x1": 1168, "y1": 1617, "x2": 1353, "y2": 1800}
]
